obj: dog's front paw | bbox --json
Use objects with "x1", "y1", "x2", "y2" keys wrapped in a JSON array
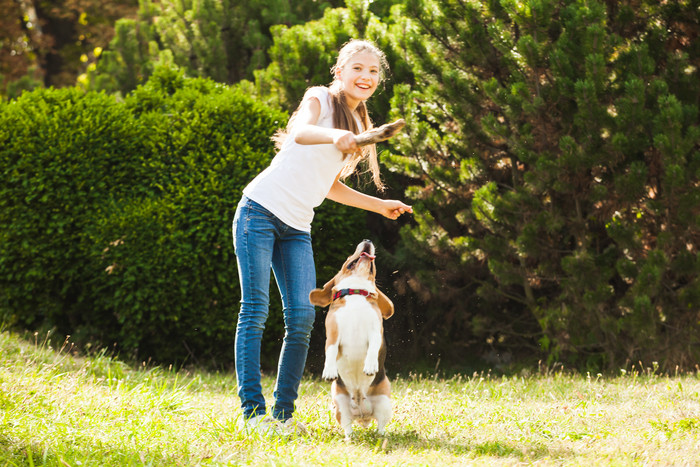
[
  {"x1": 322, "y1": 364, "x2": 338, "y2": 380},
  {"x1": 363, "y1": 358, "x2": 379, "y2": 375}
]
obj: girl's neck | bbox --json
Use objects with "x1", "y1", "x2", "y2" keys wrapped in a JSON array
[{"x1": 344, "y1": 95, "x2": 360, "y2": 111}]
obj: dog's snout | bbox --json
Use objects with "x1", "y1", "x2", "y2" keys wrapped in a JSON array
[{"x1": 349, "y1": 239, "x2": 375, "y2": 268}]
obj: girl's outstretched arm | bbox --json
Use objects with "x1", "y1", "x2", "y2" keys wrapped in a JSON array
[{"x1": 326, "y1": 179, "x2": 412, "y2": 220}]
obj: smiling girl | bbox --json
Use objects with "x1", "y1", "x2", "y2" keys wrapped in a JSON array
[{"x1": 232, "y1": 39, "x2": 412, "y2": 435}]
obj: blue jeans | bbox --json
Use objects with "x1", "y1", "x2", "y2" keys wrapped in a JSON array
[{"x1": 232, "y1": 196, "x2": 316, "y2": 421}]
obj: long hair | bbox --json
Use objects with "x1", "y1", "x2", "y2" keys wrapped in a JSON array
[{"x1": 273, "y1": 39, "x2": 389, "y2": 191}]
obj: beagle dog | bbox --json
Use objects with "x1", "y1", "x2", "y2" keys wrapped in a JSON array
[{"x1": 309, "y1": 239, "x2": 394, "y2": 440}]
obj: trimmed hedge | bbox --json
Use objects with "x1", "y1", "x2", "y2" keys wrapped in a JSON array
[
  {"x1": 0, "y1": 87, "x2": 151, "y2": 332},
  {"x1": 1, "y1": 67, "x2": 369, "y2": 367}
]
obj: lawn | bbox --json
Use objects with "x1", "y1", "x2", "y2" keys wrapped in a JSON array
[{"x1": 1, "y1": 330, "x2": 699, "y2": 466}]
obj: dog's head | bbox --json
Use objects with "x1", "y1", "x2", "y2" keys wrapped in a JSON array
[{"x1": 309, "y1": 239, "x2": 394, "y2": 319}]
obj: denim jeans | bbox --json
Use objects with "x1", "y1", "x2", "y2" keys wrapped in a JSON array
[{"x1": 232, "y1": 196, "x2": 316, "y2": 421}]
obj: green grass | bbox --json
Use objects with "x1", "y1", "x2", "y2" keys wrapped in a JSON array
[{"x1": 1, "y1": 331, "x2": 699, "y2": 466}]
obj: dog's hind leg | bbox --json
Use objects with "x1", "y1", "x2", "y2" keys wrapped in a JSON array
[
  {"x1": 333, "y1": 393, "x2": 355, "y2": 441},
  {"x1": 370, "y1": 394, "x2": 392, "y2": 435}
]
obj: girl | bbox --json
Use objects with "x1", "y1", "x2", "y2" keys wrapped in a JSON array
[{"x1": 232, "y1": 39, "x2": 412, "y2": 435}]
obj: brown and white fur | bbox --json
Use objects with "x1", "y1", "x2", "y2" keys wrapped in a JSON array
[{"x1": 309, "y1": 239, "x2": 394, "y2": 440}]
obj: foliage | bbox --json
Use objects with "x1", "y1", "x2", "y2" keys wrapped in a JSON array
[
  {"x1": 86, "y1": 67, "x2": 287, "y2": 364},
  {"x1": 89, "y1": 0, "x2": 343, "y2": 94},
  {"x1": 4, "y1": 0, "x2": 700, "y2": 372},
  {"x1": 0, "y1": 0, "x2": 138, "y2": 97},
  {"x1": 385, "y1": 0, "x2": 700, "y2": 370},
  {"x1": 0, "y1": 86, "x2": 150, "y2": 332},
  {"x1": 0, "y1": 67, "x2": 369, "y2": 366}
]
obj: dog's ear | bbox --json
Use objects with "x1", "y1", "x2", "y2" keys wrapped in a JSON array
[
  {"x1": 377, "y1": 290, "x2": 394, "y2": 319},
  {"x1": 309, "y1": 277, "x2": 335, "y2": 307}
]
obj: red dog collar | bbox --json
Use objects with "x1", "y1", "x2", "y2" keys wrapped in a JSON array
[{"x1": 332, "y1": 289, "x2": 371, "y2": 301}]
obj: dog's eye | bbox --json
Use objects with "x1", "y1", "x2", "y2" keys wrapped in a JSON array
[{"x1": 347, "y1": 258, "x2": 358, "y2": 270}]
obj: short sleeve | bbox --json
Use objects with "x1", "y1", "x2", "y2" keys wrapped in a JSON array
[{"x1": 302, "y1": 86, "x2": 332, "y2": 122}]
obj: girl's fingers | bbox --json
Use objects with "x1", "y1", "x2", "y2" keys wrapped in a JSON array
[{"x1": 383, "y1": 201, "x2": 413, "y2": 219}]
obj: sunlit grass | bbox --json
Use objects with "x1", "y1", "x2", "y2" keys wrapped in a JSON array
[{"x1": 1, "y1": 330, "x2": 699, "y2": 465}]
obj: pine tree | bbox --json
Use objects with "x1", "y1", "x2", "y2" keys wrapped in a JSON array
[
  {"x1": 386, "y1": 0, "x2": 700, "y2": 369},
  {"x1": 90, "y1": 0, "x2": 343, "y2": 93}
]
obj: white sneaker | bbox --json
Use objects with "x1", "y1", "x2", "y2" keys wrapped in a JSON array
[
  {"x1": 280, "y1": 417, "x2": 308, "y2": 436},
  {"x1": 243, "y1": 414, "x2": 283, "y2": 435}
]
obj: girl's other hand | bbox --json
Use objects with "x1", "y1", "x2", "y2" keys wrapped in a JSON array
[
  {"x1": 380, "y1": 200, "x2": 413, "y2": 220},
  {"x1": 333, "y1": 130, "x2": 359, "y2": 153}
]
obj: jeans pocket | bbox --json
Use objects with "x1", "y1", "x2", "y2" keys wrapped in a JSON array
[{"x1": 246, "y1": 199, "x2": 274, "y2": 220}]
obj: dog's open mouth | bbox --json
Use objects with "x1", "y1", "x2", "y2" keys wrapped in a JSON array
[{"x1": 346, "y1": 240, "x2": 376, "y2": 271}]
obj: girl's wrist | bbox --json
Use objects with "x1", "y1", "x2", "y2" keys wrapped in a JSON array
[{"x1": 376, "y1": 198, "x2": 390, "y2": 214}]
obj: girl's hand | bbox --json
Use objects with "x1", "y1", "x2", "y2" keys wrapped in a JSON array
[
  {"x1": 380, "y1": 199, "x2": 413, "y2": 220},
  {"x1": 333, "y1": 130, "x2": 359, "y2": 153}
]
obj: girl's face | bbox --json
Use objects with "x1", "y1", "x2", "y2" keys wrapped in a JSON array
[{"x1": 335, "y1": 51, "x2": 381, "y2": 110}]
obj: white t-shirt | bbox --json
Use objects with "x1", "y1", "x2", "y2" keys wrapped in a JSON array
[{"x1": 243, "y1": 87, "x2": 347, "y2": 232}]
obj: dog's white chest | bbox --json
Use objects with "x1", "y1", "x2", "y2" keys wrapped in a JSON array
[{"x1": 335, "y1": 296, "x2": 380, "y2": 351}]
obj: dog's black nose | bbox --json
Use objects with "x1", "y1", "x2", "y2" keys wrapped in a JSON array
[{"x1": 363, "y1": 239, "x2": 372, "y2": 244}]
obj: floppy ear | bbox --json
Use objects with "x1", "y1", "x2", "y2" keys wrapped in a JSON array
[
  {"x1": 309, "y1": 277, "x2": 335, "y2": 307},
  {"x1": 377, "y1": 290, "x2": 394, "y2": 319}
]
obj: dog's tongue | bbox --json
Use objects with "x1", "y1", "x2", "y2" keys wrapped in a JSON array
[{"x1": 360, "y1": 252, "x2": 376, "y2": 260}]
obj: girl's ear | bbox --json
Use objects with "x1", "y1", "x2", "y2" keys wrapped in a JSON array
[{"x1": 309, "y1": 278, "x2": 336, "y2": 307}]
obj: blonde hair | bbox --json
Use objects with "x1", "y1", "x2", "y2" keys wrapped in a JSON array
[{"x1": 273, "y1": 39, "x2": 389, "y2": 191}]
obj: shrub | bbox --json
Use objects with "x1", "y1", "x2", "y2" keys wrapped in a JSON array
[
  {"x1": 85, "y1": 68, "x2": 286, "y2": 364},
  {"x1": 0, "y1": 87, "x2": 150, "y2": 332},
  {"x1": 1, "y1": 67, "x2": 370, "y2": 367}
]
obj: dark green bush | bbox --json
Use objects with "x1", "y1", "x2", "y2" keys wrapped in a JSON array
[
  {"x1": 85, "y1": 68, "x2": 286, "y2": 364},
  {"x1": 0, "y1": 87, "x2": 151, "y2": 332},
  {"x1": 1, "y1": 67, "x2": 370, "y2": 368}
]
